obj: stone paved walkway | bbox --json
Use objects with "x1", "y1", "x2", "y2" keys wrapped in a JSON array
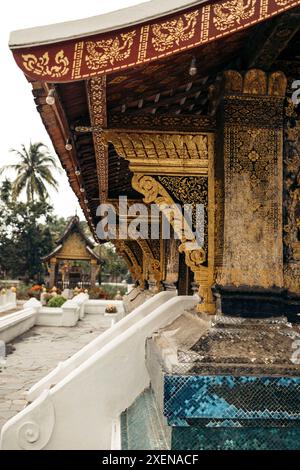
[{"x1": 0, "y1": 315, "x2": 109, "y2": 431}]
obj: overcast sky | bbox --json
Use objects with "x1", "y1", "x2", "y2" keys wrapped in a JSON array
[{"x1": 0, "y1": 0, "x2": 144, "y2": 218}]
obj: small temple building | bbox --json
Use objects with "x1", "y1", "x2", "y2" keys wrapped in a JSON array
[
  {"x1": 2, "y1": 0, "x2": 300, "y2": 451},
  {"x1": 42, "y1": 215, "x2": 101, "y2": 288}
]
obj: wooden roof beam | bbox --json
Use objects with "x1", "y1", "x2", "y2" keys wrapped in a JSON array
[{"x1": 243, "y1": 6, "x2": 300, "y2": 70}]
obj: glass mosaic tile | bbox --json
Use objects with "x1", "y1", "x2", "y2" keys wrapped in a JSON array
[
  {"x1": 121, "y1": 388, "x2": 169, "y2": 450},
  {"x1": 164, "y1": 375, "x2": 300, "y2": 425},
  {"x1": 164, "y1": 374, "x2": 300, "y2": 450}
]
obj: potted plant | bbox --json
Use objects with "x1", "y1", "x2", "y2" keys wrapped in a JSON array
[{"x1": 105, "y1": 304, "x2": 118, "y2": 314}]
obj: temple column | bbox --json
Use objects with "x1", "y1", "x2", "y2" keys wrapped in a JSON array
[
  {"x1": 163, "y1": 238, "x2": 179, "y2": 292},
  {"x1": 215, "y1": 69, "x2": 287, "y2": 313},
  {"x1": 90, "y1": 260, "x2": 98, "y2": 287},
  {"x1": 49, "y1": 258, "x2": 56, "y2": 288}
]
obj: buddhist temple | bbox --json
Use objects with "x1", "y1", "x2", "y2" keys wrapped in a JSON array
[
  {"x1": 2, "y1": 0, "x2": 300, "y2": 451},
  {"x1": 41, "y1": 215, "x2": 101, "y2": 288}
]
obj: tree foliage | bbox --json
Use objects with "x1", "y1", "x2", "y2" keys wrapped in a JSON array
[
  {"x1": 0, "y1": 180, "x2": 58, "y2": 282},
  {"x1": 0, "y1": 182, "x2": 129, "y2": 283},
  {"x1": 0, "y1": 142, "x2": 61, "y2": 202},
  {"x1": 95, "y1": 243, "x2": 129, "y2": 282}
]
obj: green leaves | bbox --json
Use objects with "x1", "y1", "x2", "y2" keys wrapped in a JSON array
[
  {"x1": 2, "y1": 141, "x2": 62, "y2": 202},
  {"x1": 0, "y1": 186, "x2": 56, "y2": 282}
]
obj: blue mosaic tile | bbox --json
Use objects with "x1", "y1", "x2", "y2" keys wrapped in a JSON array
[
  {"x1": 164, "y1": 375, "x2": 300, "y2": 426},
  {"x1": 171, "y1": 426, "x2": 300, "y2": 450}
]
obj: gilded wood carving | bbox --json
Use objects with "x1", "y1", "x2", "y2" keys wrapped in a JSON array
[
  {"x1": 283, "y1": 96, "x2": 300, "y2": 293},
  {"x1": 113, "y1": 240, "x2": 144, "y2": 286},
  {"x1": 87, "y1": 77, "x2": 108, "y2": 201},
  {"x1": 132, "y1": 174, "x2": 216, "y2": 313},
  {"x1": 105, "y1": 130, "x2": 212, "y2": 175},
  {"x1": 216, "y1": 69, "x2": 286, "y2": 289}
]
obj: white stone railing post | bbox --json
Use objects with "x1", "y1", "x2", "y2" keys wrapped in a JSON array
[
  {"x1": 9, "y1": 290, "x2": 17, "y2": 307},
  {"x1": 61, "y1": 300, "x2": 80, "y2": 326},
  {"x1": 23, "y1": 298, "x2": 42, "y2": 317},
  {"x1": 71, "y1": 293, "x2": 89, "y2": 319}
]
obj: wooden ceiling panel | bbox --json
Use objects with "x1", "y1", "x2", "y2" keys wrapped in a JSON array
[{"x1": 106, "y1": 25, "x2": 256, "y2": 115}]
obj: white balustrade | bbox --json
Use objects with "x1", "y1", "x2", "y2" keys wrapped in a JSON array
[
  {"x1": 0, "y1": 294, "x2": 197, "y2": 450},
  {"x1": 27, "y1": 290, "x2": 175, "y2": 401}
]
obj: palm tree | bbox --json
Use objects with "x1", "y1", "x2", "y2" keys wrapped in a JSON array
[{"x1": 0, "y1": 142, "x2": 61, "y2": 202}]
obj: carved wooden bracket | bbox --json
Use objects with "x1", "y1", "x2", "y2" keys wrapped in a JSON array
[
  {"x1": 136, "y1": 239, "x2": 163, "y2": 290},
  {"x1": 132, "y1": 173, "x2": 215, "y2": 312},
  {"x1": 113, "y1": 240, "x2": 144, "y2": 287}
]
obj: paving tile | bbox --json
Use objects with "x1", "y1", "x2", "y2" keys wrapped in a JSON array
[{"x1": 0, "y1": 315, "x2": 108, "y2": 433}]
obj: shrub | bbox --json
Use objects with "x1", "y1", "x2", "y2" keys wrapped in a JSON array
[
  {"x1": 88, "y1": 285, "x2": 127, "y2": 300},
  {"x1": 88, "y1": 287, "x2": 109, "y2": 300},
  {"x1": 100, "y1": 285, "x2": 126, "y2": 299},
  {"x1": 47, "y1": 295, "x2": 67, "y2": 308},
  {"x1": 42, "y1": 293, "x2": 52, "y2": 304},
  {"x1": 15, "y1": 283, "x2": 32, "y2": 300},
  {"x1": 28, "y1": 284, "x2": 43, "y2": 299},
  {"x1": 31, "y1": 284, "x2": 42, "y2": 292}
]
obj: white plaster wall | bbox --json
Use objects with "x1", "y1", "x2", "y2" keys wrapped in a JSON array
[
  {"x1": 71, "y1": 293, "x2": 89, "y2": 319},
  {"x1": 27, "y1": 290, "x2": 175, "y2": 402},
  {"x1": 0, "y1": 296, "x2": 83, "y2": 344},
  {"x1": 0, "y1": 309, "x2": 37, "y2": 344},
  {"x1": 35, "y1": 307, "x2": 64, "y2": 327},
  {"x1": 0, "y1": 295, "x2": 197, "y2": 450},
  {"x1": 33, "y1": 301, "x2": 80, "y2": 327},
  {"x1": 84, "y1": 299, "x2": 124, "y2": 316}
]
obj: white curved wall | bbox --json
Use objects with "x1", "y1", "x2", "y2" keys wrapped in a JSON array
[
  {"x1": 27, "y1": 290, "x2": 176, "y2": 402},
  {"x1": 0, "y1": 295, "x2": 197, "y2": 450}
]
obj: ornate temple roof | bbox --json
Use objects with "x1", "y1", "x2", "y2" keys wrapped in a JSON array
[
  {"x1": 55, "y1": 215, "x2": 95, "y2": 248},
  {"x1": 9, "y1": 1, "x2": 202, "y2": 48},
  {"x1": 7, "y1": 1, "x2": 300, "y2": 242},
  {"x1": 41, "y1": 215, "x2": 101, "y2": 262},
  {"x1": 8, "y1": 0, "x2": 299, "y2": 83}
]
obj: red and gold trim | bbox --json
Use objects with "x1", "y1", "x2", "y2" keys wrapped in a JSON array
[{"x1": 12, "y1": 0, "x2": 300, "y2": 82}]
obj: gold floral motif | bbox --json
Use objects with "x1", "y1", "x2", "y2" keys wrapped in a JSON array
[
  {"x1": 85, "y1": 31, "x2": 136, "y2": 70},
  {"x1": 22, "y1": 50, "x2": 69, "y2": 78},
  {"x1": 235, "y1": 128, "x2": 275, "y2": 186},
  {"x1": 219, "y1": 81, "x2": 284, "y2": 289},
  {"x1": 151, "y1": 11, "x2": 198, "y2": 52},
  {"x1": 108, "y1": 113, "x2": 215, "y2": 132},
  {"x1": 213, "y1": 0, "x2": 256, "y2": 32},
  {"x1": 87, "y1": 77, "x2": 107, "y2": 201}
]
